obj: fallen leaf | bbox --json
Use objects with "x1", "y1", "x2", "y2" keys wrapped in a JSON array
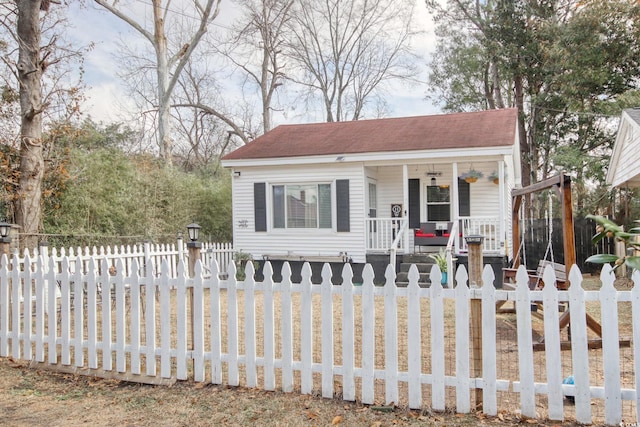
[
  {"x1": 306, "y1": 411, "x2": 319, "y2": 420},
  {"x1": 332, "y1": 415, "x2": 342, "y2": 425},
  {"x1": 370, "y1": 422, "x2": 382, "y2": 427}
]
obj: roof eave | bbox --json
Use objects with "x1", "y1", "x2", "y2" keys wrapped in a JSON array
[{"x1": 221, "y1": 145, "x2": 516, "y2": 168}]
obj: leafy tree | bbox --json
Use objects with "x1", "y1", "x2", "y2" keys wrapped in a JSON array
[
  {"x1": 586, "y1": 215, "x2": 640, "y2": 271},
  {"x1": 424, "y1": 0, "x2": 640, "y2": 197},
  {"x1": 43, "y1": 132, "x2": 232, "y2": 247}
]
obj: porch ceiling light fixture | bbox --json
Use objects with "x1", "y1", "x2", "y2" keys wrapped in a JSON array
[
  {"x1": 425, "y1": 164, "x2": 442, "y2": 177},
  {"x1": 186, "y1": 222, "x2": 201, "y2": 242}
]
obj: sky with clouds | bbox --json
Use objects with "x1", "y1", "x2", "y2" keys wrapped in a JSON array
[{"x1": 66, "y1": 0, "x2": 441, "y2": 126}]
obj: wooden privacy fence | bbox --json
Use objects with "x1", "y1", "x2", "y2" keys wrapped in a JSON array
[{"x1": 0, "y1": 253, "x2": 639, "y2": 425}]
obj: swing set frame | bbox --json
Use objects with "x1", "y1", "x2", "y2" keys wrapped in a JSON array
[
  {"x1": 511, "y1": 172, "x2": 576, "y2": 277},
  {"x1": 507, "y1": 173, "x2": 629, "y2": 350}
]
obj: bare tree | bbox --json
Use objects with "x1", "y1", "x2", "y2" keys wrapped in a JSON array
[
  {"x1": 286, "y1": 0, "x2": 419, "y2": 122},
  {"x1": 12, "y1": 1, "x2": 47, "y2": 247},
  {"x1": 171, "y1": 59, "x2": 254, "y2": 171},
  {"x1": 15, "y1": 0, "x2": 46, "y2": 249},
  {"x1": 221, "y1": 0, "x2": 294, "y2": 134},
  {"x1": 94, "y1": 0, "x2": 222, "y2": 163}
]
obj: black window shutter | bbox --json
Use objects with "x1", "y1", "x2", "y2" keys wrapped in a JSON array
[
  {"x1": 458, "y1": 178, "x2": 470, "y2": 217},
  {"x1": 336, "y1": 179, "x2": 350, "y2": 232},
  {"x1": 254, "y1": 182, "x2": 267, "y2": 232},
  {"x1": 408, "y1": 178, "x2": 420, "y2": 228}
]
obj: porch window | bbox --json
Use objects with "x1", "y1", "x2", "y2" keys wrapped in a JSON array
[
  {"x1": 426, "y1": 185, "x2": 450, "y2": 221},
  {"x1": 273, "y1": 183, "x2": 332, "y2": 229}
]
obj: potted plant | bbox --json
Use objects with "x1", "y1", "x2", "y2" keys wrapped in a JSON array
[
  {"x1": 459, "y1": 169, "x2": 483, "y2": 183},
  {"x1": 428, "y1": 248, "x2": 456, "y2": 285},
  {"x1": 488, "y1": 171, "x2": 500, "y2": 184},
  {"x1": 234, "y1": 250, "x2": 254, "y2": 280}
]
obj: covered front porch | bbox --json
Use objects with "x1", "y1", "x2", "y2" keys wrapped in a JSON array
[{"x1": 363, "y1": 159, "x2": 514, "y2": 261}]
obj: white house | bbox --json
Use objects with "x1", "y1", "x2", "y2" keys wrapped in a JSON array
[
  {"x1": 221, "y1": 108, "x2": 522, "y2": 281},
  {"x1": 607, "y1": 108, "x2": 640, "y2": 188}
]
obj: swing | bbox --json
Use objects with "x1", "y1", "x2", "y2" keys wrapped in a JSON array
[
  {"x1": 502, "y1": 173, "x2": 615, "y2": 351},
  {"x1": 526, "y1": 193, "x2": 568, "y2": 290}
]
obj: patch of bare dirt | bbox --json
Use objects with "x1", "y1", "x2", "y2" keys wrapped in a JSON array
[{"x1": 0, "y1": 357, "x2": 588, "y2": 427}]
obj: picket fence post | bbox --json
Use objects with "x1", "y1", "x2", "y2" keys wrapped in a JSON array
[
  {"x1": 361, "y1": 265, "x2": 376, "y2": 405},
  {"x1": 481, "y1": 266, "x2": 497, "y2": 416},
  {"x1": 631, "y1": 269, "x2": 640, "y2": 423},
  {"x1": 300, "y1": 263, "x2": 313, "y2": 394},
  {"x1": 430, "y1": 265, "x2": 446, "y2": 411},
  {"x1": 280, "y1": 262, "x2": 293, "y2": 392},
  {"x1": 384, "y1": 264, "x2": 398, "y2": 405},
  {"x1": 193, "y1": 261, "x2": 206, "y2": 383},
  {"x1": 263, "y1": 262, "x2": 276, "y2": 391},
  {"x1": 568, "y1": 266, "x2": 591, "y2": 424},
  {"x1": 208, "y1": 259, "x2": 222, "y2": 384},
  {"x1": 515, "y1": 265, "x2": 535, "y2": 418},
  {"x1": 407, "y1": 264, "x2": 422, "y2": 409},
  {"x1": 321, "y1": 264, "x2": 334, "y2": 399},
  {"x1": 541, "y1": 265, "x2": 563, "y2": 421},
  {"x1": 341, "y1": 263, "x2": 356, "y2": 402},
  {"x1": 227, "y1": 262, "x2": 239, "y2": 387},
  {"x1": 244, "y1": 261, "x2": 257, "y2": 388},
  {"x1": 600, "y1": 264, "x2": 622, "y2": 425},
  {"x1": 454, "y1": 266, "x2": 471, "y2": 413}
]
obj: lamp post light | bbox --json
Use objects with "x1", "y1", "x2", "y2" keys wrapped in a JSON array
[
  {"x1": 185, "y1": 223, "x2": 202, "y2": 353},
  {"x1": 186, "y1": 222, "x2": 201, "y2": 244},
  {"x1": 186, "y1": 222, "x2": 202, "y2": 276},
  {"x1": 0, "y1": 221, "x2": 11, "y2": 258}
]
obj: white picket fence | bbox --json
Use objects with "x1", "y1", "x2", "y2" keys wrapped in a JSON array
[
  {"x1": 22, "y1": 241, "x2": 234, "y2": 278},
  {"x1": 0, "y1": 252, "x2": 638, "y2": 425}
]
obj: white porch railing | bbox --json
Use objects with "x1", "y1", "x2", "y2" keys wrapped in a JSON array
[
  {"x1": 366, "y1": 218, "x2": 408, "y2": 252},
  {"x1": 459, "y1": 216, "x2": 504, "y2": 254}
]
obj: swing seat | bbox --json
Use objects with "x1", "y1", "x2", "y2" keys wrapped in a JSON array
[
  {"x1": 503, "y1": 260, "x2": 567, "y2": 290},
  {"x1": 529, "y1": 260, "x2": 567, "y2": 290}
]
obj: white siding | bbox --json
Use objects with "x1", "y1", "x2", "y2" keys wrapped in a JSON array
[
  {"x1": 610, "y1": 117, "x2": 640, "y2": 187},
  {"x1": 374, "y1": 163, "x2": 505, "y2": 222},
  {"x1": 232, "y1": 164, "x2": 367, "y2": 263}
]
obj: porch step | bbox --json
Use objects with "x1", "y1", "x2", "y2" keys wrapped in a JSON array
[{"x1": 396, "y1": 254, "x2": 438, "y2": 287}]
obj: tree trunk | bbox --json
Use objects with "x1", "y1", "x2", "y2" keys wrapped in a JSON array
[
  {"x1": 514, "y1": 72, "x2": 530, "y2": 187},
  {"x1": 16, "y1": 0, "x2": 44, "y2": 250},
  {"x1": 153, "y1": 0, "x2": 172, "y2": 163}
]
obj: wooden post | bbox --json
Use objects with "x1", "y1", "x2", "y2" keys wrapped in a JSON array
[
  {"x1": 0, "y1": 237, "x2": 11, "y2": 258},
  {"x1": 466, "y1": 235, "x2": 484, "y2": 410},
  {"x1": 187, "y1": 241, "x2": 201, "y2": 351},
  {"x1": 560, "y1": 173, "x2": 576, "y2": 271}
]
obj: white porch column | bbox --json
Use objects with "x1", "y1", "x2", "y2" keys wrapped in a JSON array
[
  {"x1": 403, "y1": 164, "x2": 409, "y2": 253},
  {"x1": 452, "y1": 162, "x2": 459, "y2": 254},
  {"x1": 498, "y1": 160, "x2": 506, "y2": 256}
]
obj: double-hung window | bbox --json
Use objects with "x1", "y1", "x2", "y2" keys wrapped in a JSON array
[
  {"x1": 273, "y1": 183, "x2": 332, "y2": 229},
  {"x1": 426, "y1": 185, "x2": 450, "y2": 221}
]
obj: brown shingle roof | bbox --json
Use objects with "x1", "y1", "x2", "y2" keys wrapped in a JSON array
[{"x1": 222, "y1": 108, "x2": 518, "y2": 161}]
